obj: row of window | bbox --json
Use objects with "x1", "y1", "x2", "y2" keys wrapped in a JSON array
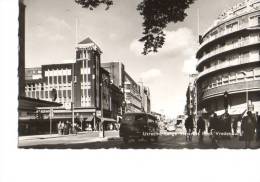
[
  {"x1": 45, "y1": 69, "x2": 72, "y2": 77},
  {"x1": 200, "y1": 68, "x2": 260, "y2": 90},
  {"x1": 202, "y1": 13, "x2": 260, "y2": 46},
  {"x1": 200, "y1": 33, "x2": 260, "y2": 61},
  {"x1": 201, "y1": 50, "x2": 260, "y2": 72},
  {"x1": 26, "y1": 84, "x2": 72, "y2": 91},
  {"x1": 217, "y1": 0, "x2": 260, "y2": 21},
  {"x1": 76, "y1": 49, "x2": 91, "y2": 60},
  {"x1": 26, "y1": 90, "x2": 72, "y2": 99}
]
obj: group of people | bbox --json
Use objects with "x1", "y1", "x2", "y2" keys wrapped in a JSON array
[
  {"x1": 57, "y1": 121, "x2": 80, "y2": 135},
  {"x1": 184, "y1": 109, "x2": 260, "y2": 148}
]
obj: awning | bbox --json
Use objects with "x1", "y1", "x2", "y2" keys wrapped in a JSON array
[
  {"x1": 97, "y1": 117, "x2": 117, "y2": 123},
  {"x1": 18, "y1": 96, "x2": 62, "y2": 112},
  {"x1": 215, "y1": 107, "x2": 248, "y2": 116}
]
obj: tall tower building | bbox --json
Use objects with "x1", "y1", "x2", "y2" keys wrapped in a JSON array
[
  {"x1": 196, "y1": 0, "x2": 260, "y2": 115},
  {"x1": 75, "y1": 37, "x2": 102, "y2": 108}
]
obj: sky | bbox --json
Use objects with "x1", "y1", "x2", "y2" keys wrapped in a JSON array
[{"x1": 24, "y1": 0, "x2": 240, "y2": 118}]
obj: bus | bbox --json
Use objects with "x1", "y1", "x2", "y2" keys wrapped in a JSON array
[{"x1": 119, "y1": 112, "x2": 160, "y2": 144}]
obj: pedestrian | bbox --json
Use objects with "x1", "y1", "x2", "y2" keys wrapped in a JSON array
[
  {"x1": 57, "y1": 121, "x2": 62, "y2": 135},
  {"x1": 221, "y1": 109, "x2": 232, "y2": 139},
  {"x1": 197, "y1": 116, "x2": 205, "y2": 141},
  {"x1": 185, "y1": 115, "x2": 194, "y2": 141},
  {"x1": 232, "y1": 118, "x2": 238, "y2": 136},
  {"x1": 61, "y1": 121, "x2": 65, "y2": 135},
  {"x1": 241, "y1": 111, "x2": 256, "y2": 148},
  {"x1": 208, "y1": 112, "x2": 219, "y2": 146},
  {"x1": 64, "y1": 121, "x2": 69, "y2": 135},
  {"x1": 256, "y1": 112, "x2": 260, "y2": 141}
]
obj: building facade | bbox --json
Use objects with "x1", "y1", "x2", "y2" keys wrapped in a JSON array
[
  {"x1": 196, "y1": 0, "x2": 260, "y2": 115},
  {"x1": 139, "y1": 83, "x2": 151, "y2": 113},
  {"x1": 24, "y1": 38, "x2": 104, "y2": 129},
  {"x1": 102, "y1": 62, "x2": 148, "y2": 114},
  {"x1": 124, "y1": 72, "x2": 142, "y2": 113},
  {"x1": 101, "y1": 62, "x2": 125, "y2": 117},
  {"x1": 19, "y1": 0, "x2": 25, "y2": 97},
  {"x1": 101, "y1": 62, "x2": 125, "y2": 89}
]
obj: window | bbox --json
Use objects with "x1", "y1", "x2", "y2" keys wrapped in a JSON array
[
  {"x1": 68, "y1": 90, "x2": 71, "y2": 98},
  {"x1": 58, "y1": 90, "x2": 62, "y2": 98},
  {"x1": 68, "y1": 75, "x2": 72, "y2": 83},
  {"x1": 255, "y1": 68, "x2": 260, "y2": 78},
  {"x1": 45, "y1": 91, "x2": 48, "y2": 98},
  {"x1": 54, "y1": 76, "x2": 57, "y2": 84},
  {"x1": 63, "y1": 90, "x2": 66, "y2": 98},
  {"x1": 237, "y1": 72, "x2": 244, "y2": 80},
  {"x1": 36, "y1": 91, "x2": 39, "y2": 98},
  {"x1": 49, "y1": 77, "x2": 53, "y2": 84},
  {"x1": 40, "y1": 91, "x2": 43, "y2": 98},
  {"x1": 32, "y1": 91, "x2": 35, "y2": 98},
  {"x1": 63, "y1": 76, "x2": 66, "y2": 83},
  {"x1": 58, "y1": 76, "x2": 61, "y2": 84},
  {"x1": 222, "y1": 75, "x2": 229, "y2": 84}
]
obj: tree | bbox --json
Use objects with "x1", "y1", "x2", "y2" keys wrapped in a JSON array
[{"x1": 75, "y1": 0, "x2": 195, "y2": 55}]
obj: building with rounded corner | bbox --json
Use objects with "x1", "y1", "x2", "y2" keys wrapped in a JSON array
[{"x1": 196, "y1": 0, "x2": 260, "y2": 115}]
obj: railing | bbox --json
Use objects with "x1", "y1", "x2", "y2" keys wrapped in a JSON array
[
  {"x1": 198, "y1": 56, "x2": 260, "y2": 78},
  {"x1": 198, "y1": 36, "x2": 260, "y2": 66},
  {"x1": 199, "y1": 79, "x2": 260, "y2": 101},
  {"x1": 198, "y1": 20, "x2": 259, "y2": 53}
]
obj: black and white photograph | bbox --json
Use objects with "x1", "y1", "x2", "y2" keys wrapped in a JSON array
[
  {"x1": 15, "y1": 0, "x2": 260, "y2": 149},
  {"x1": 1, "y1": 0, "x2": 260, "y2": 182}
]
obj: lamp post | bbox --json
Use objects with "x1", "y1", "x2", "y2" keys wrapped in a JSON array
[
  {"x1": 100, "y1": 81, "x2": 104, "y2": 138},
  {"x1": 100, "y1": 76, "x2": 109, "y2": 138},
  {"x1": 71, "y1": 63, "x2": 75, "y2": 134},
  {"x1": 240, "y1": 71, "x2": 250, "y2": 110}
]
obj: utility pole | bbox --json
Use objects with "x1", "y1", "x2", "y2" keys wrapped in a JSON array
[
  {"x1": 71, "y1": 17, "x2": 78, "y2": 134},
  {"x1": 49, "y1": 108, "x2": 53, "y2": 134},
  {"x1": 71, "y1": 63, "x2": 75, "y2": 133}
]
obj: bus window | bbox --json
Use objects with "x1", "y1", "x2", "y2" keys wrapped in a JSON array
[{"x1": 122, "y1": 115, "x2": 135, "y2": 124}]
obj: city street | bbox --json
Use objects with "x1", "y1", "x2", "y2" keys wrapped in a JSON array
[{"x1": 18, "y1": 130, "x2": 260, "y2": 149}]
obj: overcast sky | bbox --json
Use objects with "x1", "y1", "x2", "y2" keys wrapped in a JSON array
[{"x1": 24, "y1": 0, "x2": 240, "y2": 118}]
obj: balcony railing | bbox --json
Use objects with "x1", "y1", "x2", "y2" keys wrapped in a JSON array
[
  {"x1": 198, "y1": 36, "x2": 260, "y2": 66},
  {"x1": 198, "y1": 56, "x2": 260, "y2": 79},
  {"x1": 199, "y1": 79, "x2": 260, "y2": 101},
  {"x1": 198, "y1": 20, "x2": 259, "y2": 54}
]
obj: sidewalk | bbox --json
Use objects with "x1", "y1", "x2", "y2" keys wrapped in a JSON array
[
  {"x1": 18, "y1": 131, "x2": 119, "y2": 142},
  {"x1": 18, "y1": 131, "x2": 119, "y2": 148}
]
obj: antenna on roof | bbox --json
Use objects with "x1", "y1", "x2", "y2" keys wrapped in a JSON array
[
  {"x1": 197, "y1": 8, "x2": 200, "y2": 44},
  {"x1": 75, "y1": 17, "x2": 78, "y2": 46}
]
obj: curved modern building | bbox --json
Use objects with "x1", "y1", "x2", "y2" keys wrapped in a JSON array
[{"x1": 196, "y1": 0, "x2": 260, "y2": 115}]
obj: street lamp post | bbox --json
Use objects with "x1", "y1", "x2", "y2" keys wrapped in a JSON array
[
  {"x1": 100, "y1": 81, "x2": 104, "y2": 138},
  {"x1": 71, "y1": 63, "x2": 75, "y2": 134},
  {"x1": 240, "y1": 71, "x2": 250, "y2": 110}
]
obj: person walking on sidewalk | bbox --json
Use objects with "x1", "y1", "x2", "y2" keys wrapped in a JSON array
[
  {"x1": 185, "y1": 115, "x2": 194, "y2": 141},
  {"x1": 256, "y1": 112, "x2": 260, "y2": 141},
  {"x1": 221, "y1": 109, "x2": 232, "y2": 139},
  {"x1": 241, "y1": 111, "x2": 256, "y2": 148},
  {"x1": 57, "y1": 121, "x2": 62, "y2": 135},
  {"x1": 61, "y1": 121, "x2": 65, "y2": 135},
  {"x1": 197, "y1": 116, "x2": 205, "y2": 142},
  {"x1": 209, "y1": 112, "x2": 219, "y2": 146}
]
